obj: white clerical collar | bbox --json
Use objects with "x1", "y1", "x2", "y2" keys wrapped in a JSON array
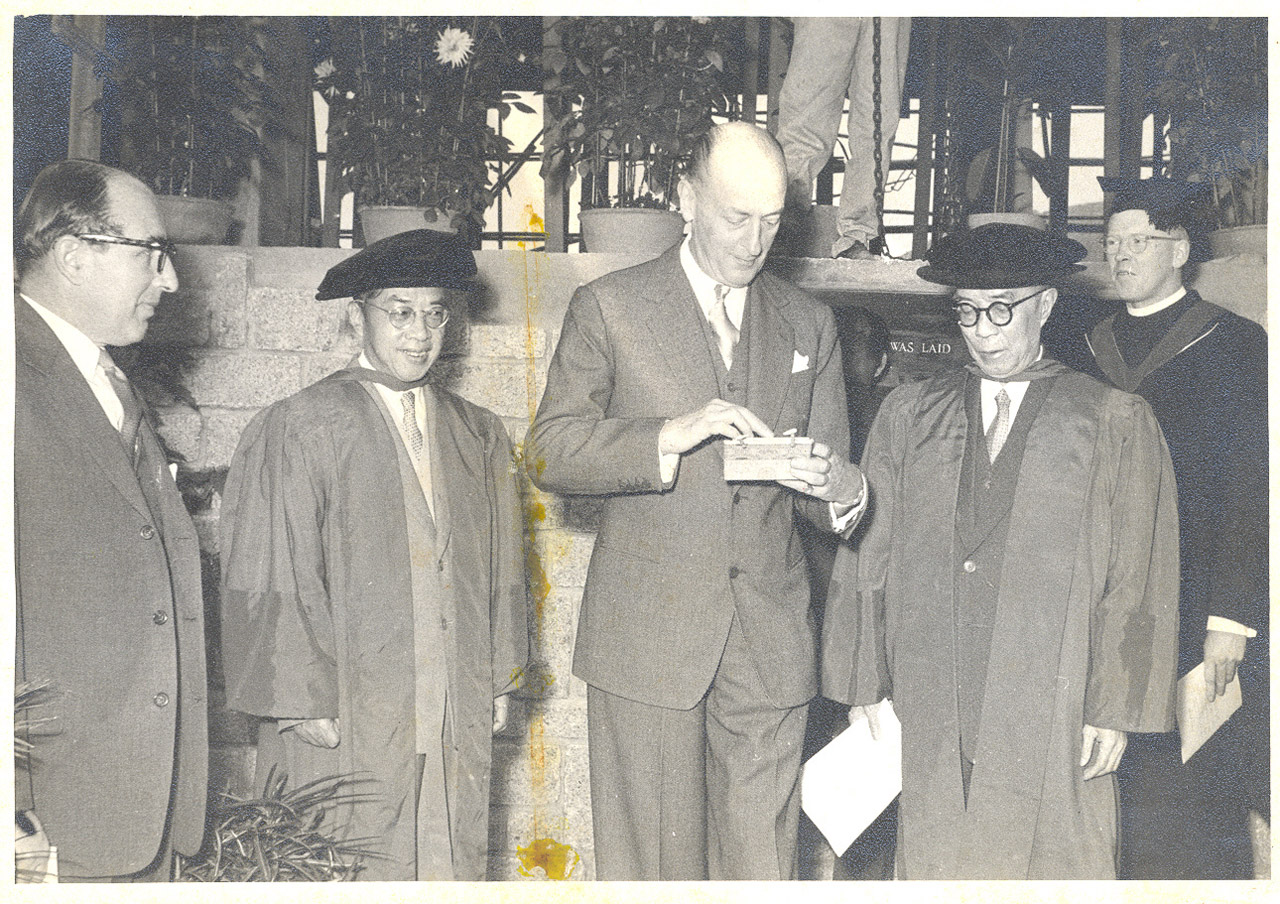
[
  {"x1": 21, "y1": 293, "x2": 103, "y2": 385},
  {"x1": 680, "y1": 238, "x2": 746, "y2": 329},
  {"x1": 1126, "y1": 286, "x2": 1187, "y2": 317}
]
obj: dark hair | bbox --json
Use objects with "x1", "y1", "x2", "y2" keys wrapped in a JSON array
[{"x1": 15, "y1": 160, "x2": 122, "y2": 278}]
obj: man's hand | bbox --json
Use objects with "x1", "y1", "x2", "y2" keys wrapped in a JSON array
[
  {"x1": 779, "y1": 441, "x2": 864, "y2": 506},
  {"x1": 848, "y1": 703, "x2": 883, "y2": 741},
  {"x1": 659, "y1": 399, "x2": 772, "y2": 456},
  {"x1": 1204, "y1": 629, "x2": 1247, "y2": 702},
  {"x1": 289, "y1": 717, "x2": 340, "y2": 749},
  {"x1": 493, "y1": 696, "x2": 510, "y2": 734},
  {"x1": 1080, "y1": 724, "x2": 1126, "y2": 780}
]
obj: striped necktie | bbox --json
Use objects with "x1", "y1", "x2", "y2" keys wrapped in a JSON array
[
  {"x1": 707, "y1": 283, "x2": 739, "y2": 370},
  {"x1": 99, "y1": 349, "x2": 142, "y2": 463},
  {"x1": 401, "y1": 390, "x2": 425, "y2": 460},
  {"x1": 987, "y1": 388, "x2": 1011, "y2": 462}
]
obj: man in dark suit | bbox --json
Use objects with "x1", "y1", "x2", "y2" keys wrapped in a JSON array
[
  {"x1": 527, "y1": 122, "x2": 865, "y2": 880},
  {"x1": 14, "y1": 159, "x2": 208, "y2": 881},
  {"x1": 1061, "y1": 179, "x2": 1269, "y2": 879}
]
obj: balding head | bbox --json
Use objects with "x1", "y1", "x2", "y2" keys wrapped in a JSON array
[{"x1": 679, "y1": 122, "x2": 788, "y2": 287}]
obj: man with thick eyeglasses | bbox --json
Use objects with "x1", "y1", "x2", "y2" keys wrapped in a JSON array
[
  {"x1": 1068, "y1": 178, "x2": 1268, "y2": 880},
  {"x1": 73, "y1": 233, "x2": 179, "y2": 275},
  {"x1": 823, "y1": 222, "x2": 1179, "y2": 878},
  {"x1": 219, "y1": 229, "x2": 528, "y2": 880},
  {"x1": 14, "y1": 159, "x2": 206, "y2": 881}
]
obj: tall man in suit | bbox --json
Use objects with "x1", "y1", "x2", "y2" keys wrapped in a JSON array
[
  {"x1": 1061, "y1": 179, "x2": 1269, "y2": 879},
  {"x1": 527, "y1": 122, "x2": 866, "y2": 880},
  {"x1": 14, "y1": 160, "x2": 208, "y2": 880}
]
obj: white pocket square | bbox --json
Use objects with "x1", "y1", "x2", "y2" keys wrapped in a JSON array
[{"x1": 792, "y1": 351, "x2": 810, "y2": 373}]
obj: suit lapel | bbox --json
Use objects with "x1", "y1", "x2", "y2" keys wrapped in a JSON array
[
  {"x1": 15, "y1": 300, "x2": 153, "y2": 521},
  {"x1": 744, "y1": 279, "x2": 796, "y2": 431},
  {"x1": 643, "y1": 249, "x2": 722, "y2": 404}
]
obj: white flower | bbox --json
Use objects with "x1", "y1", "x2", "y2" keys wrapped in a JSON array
[
  {"x1": 692, "y1": 16, "x2": 710, "y2": 24},
  {"x1": 435, "y1": 27, "x2": 474, "y2": 68}
]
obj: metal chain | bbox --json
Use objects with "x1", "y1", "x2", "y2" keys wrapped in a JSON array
[{"x1": 871, "y1": 17, "x2": 885, "y2": 245}]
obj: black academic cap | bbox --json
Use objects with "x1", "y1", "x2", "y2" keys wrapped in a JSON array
[
  {"x1": 917, "y1": 222, "x2": 1087, "y2": 289},
  {"x1": 315, "y1": 229, "x2": 477, "y2": 300},
  {"x1": 1098, "y1": 176, "x2": 1213, "y2": 233}
]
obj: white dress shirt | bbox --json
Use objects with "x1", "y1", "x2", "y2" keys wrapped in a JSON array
[{"x1": 22, "y1": 293, "x2": 125, "y2": 431}]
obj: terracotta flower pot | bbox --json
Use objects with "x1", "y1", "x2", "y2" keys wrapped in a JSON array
[
  {"x1": 155, "y1": 195, "x2": 234, "y2": 245},
  {"x1": 579, "y1": 208, "x2": 685, "y2": 255},
  {"x1": 359, "y1": 206, "x2": 457, "y2": 244}
]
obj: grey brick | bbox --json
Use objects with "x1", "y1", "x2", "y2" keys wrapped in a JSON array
[
  {"x1": 155, "y1": 408, "x2": 202, "y2": 463},
  {"x1": 248, "y1": 288, "x2": 354, "y2": 352},
  {"x1": 187, "y1": 353, "x2": 302, "y2": 408},
  {"x1": 201, "y1": 408, "x2": 260, "y2": 469}
]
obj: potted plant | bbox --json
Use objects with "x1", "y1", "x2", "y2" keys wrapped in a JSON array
[
  {"x1": 95, "y1": 16, "x2": 276, "y2": 244},
  {"x1": 541, "y1": 16, "x2": 737, "y2": 252},
  {"x1": 1146, "y1": 17, "x2": 1267, "y2": 256},
  {"x1": 317, "y1": 16, "x2": 532, "y2": 245}
]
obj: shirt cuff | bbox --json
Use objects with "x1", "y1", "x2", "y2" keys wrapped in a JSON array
[
  {"x1": 277, "y1": 718, "x2": 306, "y2": 733},
  {"x1": 829, "y1": 472, "x2": 869, "y2": 531},
  {"x1": 659, "y1": 450, "x2": 680, "y2": 488},
  {"x1": 1207, "y1": 616, "x2": 1257, "y2": 638}
]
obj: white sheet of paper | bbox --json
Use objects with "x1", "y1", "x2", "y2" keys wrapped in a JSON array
[
  {"x1": 801, "y1": 698, "x2": 902, "y2": 856},
  {"x1": 1177, "y1": 662, "x2": 1242, "y2": 764}
]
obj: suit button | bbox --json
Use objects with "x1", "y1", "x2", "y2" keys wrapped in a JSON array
[
  {"x1": 729, "y1": 566, "x2": 740, "y2": 579},
  {"x1": 140, "y1": 524, "x2": 155, "y2": 540},
  {"x1": 153, "y1": 610, "x2": 169, "y2": 625},
  {"x1": 727, "y1": 382, "x2": 738, "y2": 393},
  {"x1": 963, "y1": 560, "x2": 977, "y2": 574},
  {"x1": 733, "y1": 491, "x2": 741, "y2": 505},
  {"x1": 153, "y1": 692, "x2": 169, "y2": 707}
]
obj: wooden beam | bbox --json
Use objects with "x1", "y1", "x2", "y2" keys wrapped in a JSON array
[
  {"x1": 59, "y1": 15, "x2": 106, "y2": 160},
  {"x1": 765, "y1": 18, "x2": 790, "y2": 133},
  {"x1": 742, "y1": 18, "x2": 760, "y2": 125},
  {"x1": 542, "y1": 15, "x2": 567, "y2": 252},
  {"x1": 911, "y1": 18, "x2": 940, "y2": 259},
  {"x1": 1048, "y1": 97, "x2": 1071, "y2": 233}
]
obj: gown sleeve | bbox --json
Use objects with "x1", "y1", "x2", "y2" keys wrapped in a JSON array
[
  {"x1": 486, "y1": 417, "x2": 530, "y2": 696},
  {"x1": 1083, "y1": 393, "x2": 1180, "y2": 732},
  {"x1": 219, "y1": 403, "x2": 339, "y2": 719}
]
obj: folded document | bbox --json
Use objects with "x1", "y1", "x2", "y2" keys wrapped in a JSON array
[
  {"x1": 801, "y1": 698, "x2": 902, "y2": 856},
  {"x1": 1177, "y1": 663, "x2": 1241, "y2": 764}
]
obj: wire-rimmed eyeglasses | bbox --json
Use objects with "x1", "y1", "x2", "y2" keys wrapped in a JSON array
[
  {"x1": 953, "y1": 289, "x2": 1045, "y2": 328},
  {"x1": 76, "y1": 233, "x2": 177, "y2": 274},
  {"x1": 1100, "y1": 234, "x2": 1179, "y2": 256},
  {"x1": 361, "y1": 300, "x2": 450, "y2": 331}
]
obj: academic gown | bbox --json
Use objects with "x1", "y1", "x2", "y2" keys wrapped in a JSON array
[
  {"x1": 219, "y1": 370, "x2": 528, "y2": 880},
  {"x1": 822, "y1": 367, "x2": 1180, "y2": 879},
  {"x1": 1081, "y1": 291, "x2": 1269, "y2": 877}
]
